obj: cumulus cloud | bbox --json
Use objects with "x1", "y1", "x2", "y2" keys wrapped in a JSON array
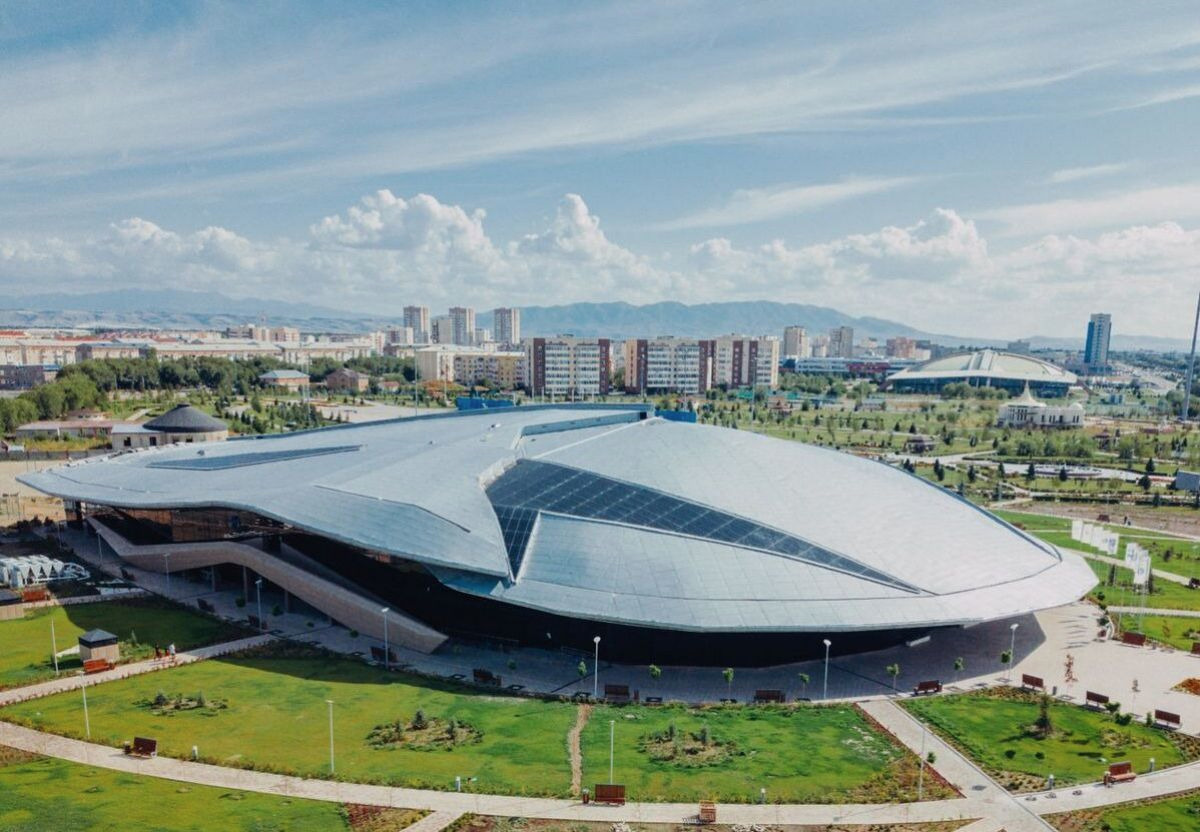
[{"x1": 2, "y1": 192, "x2": 1199, "y2": 336}]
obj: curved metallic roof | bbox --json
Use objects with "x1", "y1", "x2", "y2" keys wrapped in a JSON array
[
  {"x1": 143, "y1": 404, "x2": 228, "y2": 433},
  {"x1": 19, "y1": 404, "x2": 1094, "y2": 633},
  {"x1": 888, "y1": 349, "x2": 1077, "y2": 385}
]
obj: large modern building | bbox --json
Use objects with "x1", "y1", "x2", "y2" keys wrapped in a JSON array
[
  {"x1": 525, "y1": 337, "x2": 611, "y2": 398},
  {"x1": 1083, "y1": 313, "x2": 1112, "y2": 372},
  {"x1": 886, "y1": 349, "x2": 1077, "y2": 396},
  {"x1": 622, "y1": 337, "x2": 714, "y2": 395},
  {"x1": 22, "y1": 405, "x2": 1094, "y2": 666}
]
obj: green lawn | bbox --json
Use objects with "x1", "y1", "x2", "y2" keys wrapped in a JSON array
[
  {"x1": 1086, "y1": 560, "x2": 1200, "y2": 612},
  {"x1": 0, "y1": 599, "x2": 247, "y2": 689},
  {"x1": 0, "y1": 752, "x2": 363, "y2": 832},
  {"x1": 1116, "y1": 614, "x2": 1200, "y2": 651},
  {"x1": 1053, "y1": 789, "x2": 1200, "y2": 831},
  {"x1": 580, "y1": 703, "x2": 948, "y2": 804},
  {"x1": 905, "y1": 691, "x2": 1187, "y2": 789},
  {"x1": 1, "y1": 645, "x2": 577, "y2": 796}
]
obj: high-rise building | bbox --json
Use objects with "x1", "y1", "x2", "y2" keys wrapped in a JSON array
[
  {"x1": 827, "y1": 326, "x2": 854, "y2": 359},
  {"x1": 526, "y1": 336, "x2": 612, "y2": 397},
  {"x1": 1006, "y1": 339, "x2": 1032, "y2": 355},
  {"x1": 493, "y1": 307, "x2": 521, "y2": 347},
  {"x1": 622, "y1": 337, "x2": 714, "y2": 394},
  {"x1": 782, "y1": 326, "x2": 810, "y2": 358},
  {"x1": 431, "y1": 315, "x2": 453, "y2": 344},
  {"x1": 886, "y1": 337, "x2": 917, "y2": 359},
  {"x1": 1083, "y1": 313, "x2": 1112, "y2": 370},
  {"x1": 712, "y1": 335, "x2": 780, "y2": 388},
  {"x1": 449, "y1": 307, "x2": 476, "y2": 346},
  {"x1": 403, "y1": 306, "x2": 430, "y2": 343}
]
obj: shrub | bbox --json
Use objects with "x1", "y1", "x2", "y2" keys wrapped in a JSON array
[
  {"x1": 234, "y1": 597, "x2": 246, "y2": 609},
  {"x1": 1004, "y1": 749, "x2": 1017, "y2": 759}
]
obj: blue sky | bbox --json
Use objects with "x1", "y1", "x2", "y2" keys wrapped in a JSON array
[{"x1": 3, "y1": 1, "x2": 1200, "y2": 338}]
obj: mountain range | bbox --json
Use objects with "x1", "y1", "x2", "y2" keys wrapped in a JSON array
[{"x1": 0, "y1": 289, "x2": 1186, "y2": 352}]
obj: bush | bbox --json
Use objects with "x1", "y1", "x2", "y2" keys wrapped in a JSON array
[
  {"x1": 234, "y1": 597, "x2": 246, "y2": 609},
  {"x1": 1004, "y1": 749, "x2": 1017, "y2": 759},
  {"x1": 271, "y1": 604, "x2": 282, "y2": 617},
  {"x1": 1115, "y1": 712, "x2": 1133, "y2": 726}
]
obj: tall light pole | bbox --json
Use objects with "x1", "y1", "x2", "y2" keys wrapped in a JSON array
[
  {"x1": 592, "y1": 635, "x2": 601, "y2": 699},
  {"x1": 255, "y1": 578, "x2": 263, "y2": 631},
  {"x1": 609, "y1": 719, "x2": 615, "y2": 784},
  {"x1": 78, "y1": 672, "x2": 90, "y2": 739},
  {"x1": 1182, "y1": 289, "x2": 1200, "y2": 422},
  {"x1": 163, "y1": 552, "x2": 172, "y2": 594},
  {"x1": 822, "y1": 639, "x2": 832, "y2": 700},
  {"x1": 1008, "y1": 622, "x2": 1020, "y2": 677},
  {"x1": 918, "y1": 721, "x2": 926, "y2": 800},
  {"x1": 326, "y1": 700, "x2": 335, "y2": 775},
  {"x1": 381, "y1": 607, "x2": 391, "y2": 670},
  {"x1": 51, "y1": 617, "x2": 59, "y2": 675}
]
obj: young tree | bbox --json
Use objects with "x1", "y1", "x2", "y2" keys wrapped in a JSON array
[
  {"x1": 722, "y1": 667, "x2": 734, "y2": 699},
  {"x1": 886, "y1": 663, "x2": 901, "y2": 691},
  {"x1": 1000, "y1": 649, "x2": 1013, "y2": 670},
  {"x1": 953, "y1": 657, "x2": 964, "y2": 684},
  {"x1": 649, "y1": 664, "x2": 662, "y2": 684},
  {"x1": 577, "y1": 660, "x2": 588, "y2": 679},
  {"x1": 797, "y1": 672, "x2": 810, "y2": 699}
]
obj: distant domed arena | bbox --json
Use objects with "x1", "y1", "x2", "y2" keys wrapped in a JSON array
[
  {"x1": 22, "y1": 404, "x2": 1095, "y2": 666},
  {"x1": 886, "y1": 349, "x2": 1077, "y2": 396}
]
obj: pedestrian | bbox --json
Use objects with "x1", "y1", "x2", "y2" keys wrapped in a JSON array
[{"x1": 168, "y1": 643, "x2": 176, "y2": 664}]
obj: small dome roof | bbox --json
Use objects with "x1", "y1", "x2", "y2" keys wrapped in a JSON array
[{"x1": 143, "y1": 404, "x2": 227, "y2": 434}]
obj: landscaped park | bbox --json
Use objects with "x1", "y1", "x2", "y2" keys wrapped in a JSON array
[{"x1": 0, "y1": 597, "x2": 249, "y2": 689}]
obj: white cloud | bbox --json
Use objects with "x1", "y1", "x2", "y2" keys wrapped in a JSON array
[
  {"x1": 977, "y1": 182, "x2": 1200, "y2": 236},
  {"x1": 655, "y1": 177, "x2": 918, "y2": 230},
  {"x1": 1046, "y1": 162, "x2": 1130, "y2": 184},
  {"x1": 3, "y1": 192, "x2": 1200, "y2": 337}
]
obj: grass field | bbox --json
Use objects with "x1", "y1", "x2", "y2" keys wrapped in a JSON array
[
  {"x1": 1, "y1": 645, "x2": 577, "y2": 796},
  {"x1": 1085, "y1": 560, "x2": 1200, "y2": 612},
  {"x1": 0, "y1": 599, "x2": 247, "y2": 689},
  {"x1": 904, "y1": 690, "x2": 1188, "y2": 790},
  {"x1": 0, "y1": 750, "x2": 376, "y2": 832},
  {"x1": 1116, "y1": 614, "x2": 1200, "y2": 651},
  {"x1": 1049, "y1": 787, "x2": 1200, "y2": 832},
  {"x1": 580, "y1": 703, "x2": 952, "y2": 803}
]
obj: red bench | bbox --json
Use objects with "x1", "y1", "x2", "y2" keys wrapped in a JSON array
[
  {"x1": 472, "y1": 668, "x2": 501, "y2": 686},
  {"x1": 753, "y1": 689, "x2": 786, "y2": 703},
  {"x1": 1191, "y1": 642, "x2": 1200, "y2": 656},
  {"x1": 604, "y1": 683, "x2": 631, "y2": 703},
  {"x1": 1154, "y1": 709, "x2": 1182, "y2": 731},
  {"x1": 129, "y1": 737, "x2": 157, "y2": 758},
  {"x1": 82, "y1": 658, "x2": 112, "y2": 675},
  {"x1": 698, "y1": 801, "x2": 717, "y2": 824},
  {"x1": 1105, "y1": 761, "x2": 1136, "y2": 784},
  {"x1": 1021, "y1": 673, "x2": 1044, "y2": 692},
  {"x1": 1085, "y1": 691, "x2": 1109, "y2": 710},
  {"x1": 913, "y1": 680, "x2": 942, "y2": 696},
  {"x1": 593, "y1": 784, "x2": 626, "y2": 805},
  {"x1": 1121, "y1": 631, "x2": 1147, "y2": 647}
]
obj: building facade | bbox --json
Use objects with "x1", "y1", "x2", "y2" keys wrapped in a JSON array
[
  {"x1": 449, "y1": 307, "x2": 476, "y2": 346},
  {"x1": 325, "y1": 368, "x2": 370, "y2": 393},
  {"x1": 828, "y1": 326, "x2": 854, "y2": 358},
  {"x1": 622, "y1": 337, "x2": 714, "y2": 394},
  {"x1": 1084, "y1": 313, "x2": 1112, "y2": 371},
  {"x1": 492, "y1": 308, "x2": 520, "y2": 347},
  {"x1": 713, "y1": 336, "x2": 780, "y2": 389},
  {"x1": 403, "y1": 306, "x2": 431, "y2": 343},
  {"x1": 995, "y1": 386, "x2": 1085, "y2": 429},
  {"x1": 782, "y1": 326, "x2": 809, "y2": 358},
  {"x1": 526, "y1": 337, "x2": 611, "y2": 397}
]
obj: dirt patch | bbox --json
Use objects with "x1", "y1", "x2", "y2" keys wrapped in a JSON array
[
  {"x1": 344, "y1": 804, "x2": 427, "y2": 831},
  {"x1": 639, "y1": 722, "x2": 738, "y2": 767},
  {"x1": 0, "y1": 745, "x2": 41, "y2": 768},
  {"x1": 1174, "y1": 677, "x2": 1200, "y2": 696},
  {"x1": 568, "y1": 703, "x2": 591, "y2": 796},
  {"x1": 367, "y1": 713, "x2": 482, "y2": 751},
  {"x1": 445, "y1": 815, "x2": 972, "y2": 832}
]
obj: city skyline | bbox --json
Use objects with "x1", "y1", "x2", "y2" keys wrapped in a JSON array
[{"x1": 4, "y1": 2, "x2": 1200, "y2": 337}]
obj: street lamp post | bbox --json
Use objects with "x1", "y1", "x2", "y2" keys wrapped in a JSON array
[
  {"x1": 918, "y1": 722, "x2": 926, "y2": 799},
  {"x1": 609, "y1": 719, "x2": 615, "y2": 784},
  {"x1": 326, "y1": 700, "x2": 335, "y2": 775},
  {"x1": 592, "y1": 635, "x2": 601, "y2": 699},
  {"x1": 822, "y1": 639, "x2": 832, "y2": 700},
  {"x1": 78, "y1": 672, "x2": 90, "y2": 739},
  {"x1": 381, "y1": 607, "x2": 391, "y2": 670},
  {"x1": 51, "y1": 617, "x2": 59, "y2": 675},
  {"x1": 1009, "y1": 622, "x2": 1020, "y2": 679},
  {"x1": 163, "y1": 552, "x2": 171, "y2": 594},
  {"x1": 255, "y1": 578, "x2": 264, "y2": 631}
]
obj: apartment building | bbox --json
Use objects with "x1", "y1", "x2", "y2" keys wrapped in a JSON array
[
  {"x1": 712, "y1": 335, "x2": 780, "y2": 389},
  {"x1": 622, "y1": 337, "x2": 714, "y2": 394},
  {"x1": 449, "y1": 307, "x2": 475, "y2": 346},
  {"x1": 415, "y1": 345, "x2": 523, "y2": 389},
  {"x1": 492, "y1": 307, "x2": 521, "y2": 347},
  {"x1": 403, "y1": 306, "x2": 431, "y2": 343},
  {"x1": 526, "y1": 336, "x2": 611, "y2": 397},
  {"x1": 782, "y1": 326, "x2": 810, "y2": 358},
  {"x1": 827, "y1": 326, "x2": 854, "y2": 358}
]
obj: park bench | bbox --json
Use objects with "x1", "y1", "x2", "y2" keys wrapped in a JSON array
[
  {"x1": 1190, "y1": 578, "x2": 1200, "y2": 590},
  {"x1": 753, "y1": 689, "x2": 786, "y2": 703},
  {"x1": 913, "y1": 680, "x2": 942, "y2": 696},
  {"x1": 593, "y1": 784, "x2": 626, "y2": 805},
  {"x1": 196, "y1": 599, "x2": 215, "y2": 613},
  {"x1": 20, "y1": 586, "x2": 49, "y2": 603},
  {"x1": 129, "y1": 737, "x2": 158, "y2": 758},
  {"x1": 1084, "y1": 691, "x2": 1109, "y2": 710},
  {"x1": 1192, "y1": 642, "x2": 1200, "y2": 657},
  {"x1": 370, "y1": 646, "x2": 399, "y2": 665},
  {"x1": 1105, "y1": 761, "x2": 1136, "y2": 784},
  {"x1": 604, "y1": 683, "x2": 631, "y2": 703},
  {"x1": 120, "y1": 568, "x2": 134, "y2": 581},
  {"x1": 247, "y1": 614, "x2": 262, "y2": 630},
  {"x1": 1120, "y1": 631, "x2": 1147, "y2": 647},
  {"x1": 1020, "y1": 673, "x2": 1045, "y2": 692},
  {"x1": 472, "y1": 668, "x2": 501, "y2": 686},
  {"x1": 82, "y1": 658, "x2": 112, "y2": 675},
  {"x1": 1154, "y1": 709, "x2": 1182, "y2": 731},
  {"x1": 1097, "y1": 513, "x2": 1111, "y2": 522},
  {"x1": 644, "y1": 696, "x2": 663, "y2": 705},
  {"x1": 698, "y1": 801, "x2": 717, "y2": 824}
]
